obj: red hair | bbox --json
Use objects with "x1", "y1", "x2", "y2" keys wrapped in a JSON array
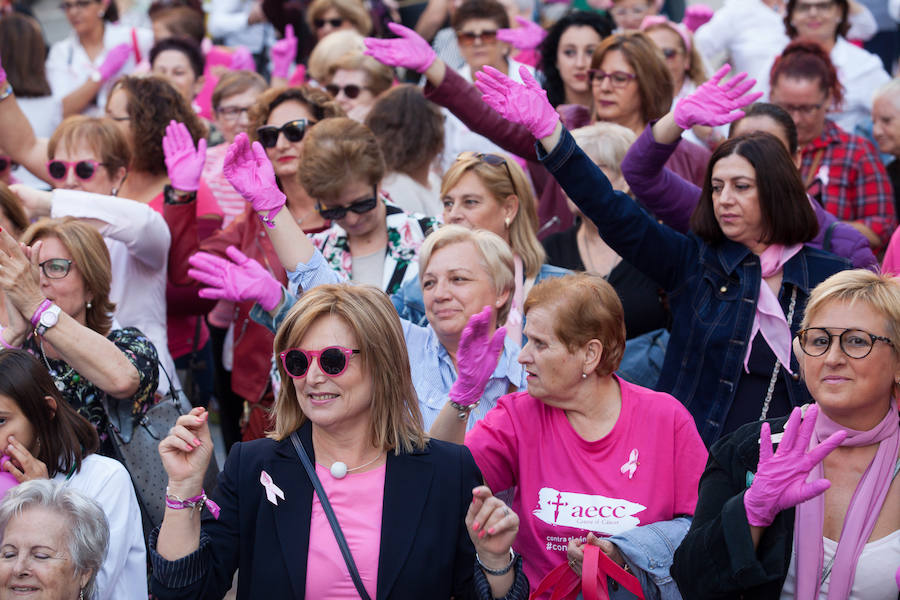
[{"x1": 770, "y1": 40, "x2": 844, "y2": 108}]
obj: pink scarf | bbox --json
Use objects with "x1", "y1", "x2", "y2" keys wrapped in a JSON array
[
  {"x1": 794, "y1": 399, "x2": 900, "y2": 599},
  {"x1": 504, "y1": 254, "x2": 525, "y2": 346},
  {"x1": 744, "y1": 244, "x2": 803, "y2": 373}
]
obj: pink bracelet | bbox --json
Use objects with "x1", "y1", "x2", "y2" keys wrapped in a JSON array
[
  {"x1": 258, "y1": 204, "x2": 284, "y2": 229},
  {"x1": 30, "y1": 299, "x2": 52, "y2": 327},
  {"x1": 0, "y1": 327, "x2": 19, "y2": 350},
  {"x1": 165, "y1": 487, "x2": 221, "y2": 519}
]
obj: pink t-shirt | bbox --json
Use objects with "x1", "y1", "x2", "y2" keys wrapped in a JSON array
[
  {"x1": 306, "y1": 463, "x2": 385, "y2": 599},
  {"x1": 881, "y1": 226, "x2": 900, "y2": 275},
  {"x1": 465, "y1": 376, "x2": 708, "y2": 588}
]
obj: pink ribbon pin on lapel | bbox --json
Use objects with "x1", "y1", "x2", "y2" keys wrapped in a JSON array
[{"x1": 260, "y1": 470, "x2": 285, "y2": 506}]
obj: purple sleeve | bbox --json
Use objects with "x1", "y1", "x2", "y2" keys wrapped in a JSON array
[
  {"x1": 621, "y1": 124, "x2": 701, "y2": 234},
  {"x1": 808, "y1": 198, "x2": 878, "y2": 270}
]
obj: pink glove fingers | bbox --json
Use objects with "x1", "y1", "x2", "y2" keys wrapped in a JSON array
[
  {"x1": 758, "y1": 421, "x2": 774, "y2": 464},
  {"x1": 709, "y1": 64, "x2": 732, "y2": 85},
  {"x1": 187, "y1": 268, "x2": 224, "y2": 289},
  {"x1": 188, "y1": 251, "x2": 231, "y2": 273},
  {"x1": 796, "y1": 478, "x2": 832, "y2": 504},
  {"x1": 804, "y1": 429, "x2": 848, "y2": 466},
  {"x1": 225, "y1": 245, "x2": 251, "y2": 265},
  {"x1": 197, "y1": 287, "x2": 226, "y2": 301}
]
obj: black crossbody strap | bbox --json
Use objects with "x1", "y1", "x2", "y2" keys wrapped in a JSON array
[{"x1": 290, "y1": 432, "x2": 373, "y2": 600}]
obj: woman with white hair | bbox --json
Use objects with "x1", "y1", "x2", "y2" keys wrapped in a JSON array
[{"x1": 0, "y1": 479, "x2": 110, "y2": 600}]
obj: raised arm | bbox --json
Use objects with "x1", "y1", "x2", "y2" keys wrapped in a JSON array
[{"x1": 0, "y1": 58, "x2": 50, "y2": 182}]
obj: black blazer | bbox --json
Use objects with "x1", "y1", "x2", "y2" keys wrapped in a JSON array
[{"x1": 151, "y1": 422, "x2": 492, "y2": 599}]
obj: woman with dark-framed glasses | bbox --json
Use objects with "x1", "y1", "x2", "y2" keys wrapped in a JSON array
[{"x1": 673, "y1": 268, "x2": 900, "y2": 598}]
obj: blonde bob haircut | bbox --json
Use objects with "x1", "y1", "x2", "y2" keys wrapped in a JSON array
[
  {"x1": 524, "y1": 273, "x2": 626, "y2": 377},
  {"x1": 417, "y1": 225, "x2": 515, "y2": 324},
  {"x1": 307, "y1": 0, "x2": 372, "y2": 36},
  {"x1": 307, "y1": 30, "x2": 365, "y2": 83},
  {"x1": 328, "y1": 51, "x2": 394, "y2": 98},
  {"x1": 298, "y1": 117, "x2": 385, "y2": 201},
  {"x1": 271, "y1": 284, "x2": 426, "y2": 452},
  {"x1": 21, "y1": 218, "x2": 115, "y2": 337},
  {"x1": 440, "y1": 153, "x2": 545, "y2": 280},
  {"x1": 570, "y1": 122, "x2": 636, "y2": 178}
]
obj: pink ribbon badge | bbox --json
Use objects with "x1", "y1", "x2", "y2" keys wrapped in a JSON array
[
  {"x1": 620, "y1": 449, "x2": 639, "y2": 479},
  {"x1": 260, "y1": 470, "x2": 285, "y2": 506}
]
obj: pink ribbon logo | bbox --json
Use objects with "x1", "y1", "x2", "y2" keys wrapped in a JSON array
[
  {"x1": 620, "y1": 449, "x2": 639, "y2": 479},
  {"x1": 260, "y1": 470, "x2": 285, "y2": 506}
]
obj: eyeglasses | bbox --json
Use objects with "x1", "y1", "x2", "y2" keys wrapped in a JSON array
[
  {"x1": 796, "y1": 327, "x2": 895, "y2": 359},
  {"x1": 317, "y1": 186, "x2": 380, "y2": 220},
  {"x1": 610, "y1": 5, "x2": 649, "y2": 16},
  {"x1": 794, "y1": 0, "x2": 835, "y2": 13},
  {"x1": 588, "y1": 69, "x2": 636, "y2": 88},
  {"x1": 456, "y1": 29, "x2": 498, "y2": 46},
  {"x1": 39, "y1": 258, "x2": 73, "y2": 279},
  {"x1": 456, "y1": 151, "x2": 514, "y2": 185},
  {"x1": 59, "y1": 0, "x2": 96, "y2": 10},
  {"x1": 324, "y1": 84, "x2": 368, "y2": 99},
  {"x1": 46, "y1": 160, "x2": 106, "y2": 181},
  {"x1": 280, "y1": 346, "x2": 360, "y2": 378},
  {"x1": 314, "y1": 17, "x2": 344, "y2": 29},
  {"x1": 256, "y1": 119, "x2": 315, "y2": 148},
  {"x1": 215, "y1": 105, "x2": 252, "y2": 121},
  {"x1": 772, "y1": 100, "x2": 826, "y2": 117}
]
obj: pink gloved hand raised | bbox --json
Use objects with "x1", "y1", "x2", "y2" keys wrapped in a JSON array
[
  {"x1": 222, "y1": 132, "x2": 286, "y2": 225},
  {"x1": 97, "y1": 42, "x2": 133, "y2": 82},
  {"x1": 364, "y1": 22, "x2": 437, "y2": 74},
  {"x1": 497, "y1": 16, "x2": 548, "y2": 50},
  {"x1": 229, "y1": 46, "x2": 256, "y2": 71},
  {"x1": 682, "y1": 4, "x2": 714, "y2": 32},
  {"x1": 474, "y1": 65, "x2": 559, "y2": 139},
  {"x1": 188, "y1": 246, "x2": 283, "y2": 311},
  {"x1": 270, "y1": 24, "x2": 298, "y2": 79},
  {"x1": 673, "y1": 64, "x2": 763, "y2": 130},
  {"x1": 449, "y1": 306, "x2": 507, "y2": 407},
  {"x1": 743, "y1": 404, "x2": 847, "y2": 527},
  {"x1": 162, "y1": 120, "x2": 207, "y2": 192}
]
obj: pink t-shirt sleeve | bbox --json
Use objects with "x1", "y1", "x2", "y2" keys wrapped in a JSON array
[
  {"x1": 465, "y1": 392, "x2": 526, "y2": 493},
  {"x1": 882, "y1": 227, "x2": 900, "y2": 275},
  {"x1": 670, "y1": 404, "x2": 708, "y2": 516}
]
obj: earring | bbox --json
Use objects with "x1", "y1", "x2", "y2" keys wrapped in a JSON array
[
  {"x1": 86, "y1": 301, "x2": 92, "y2": 309},
  {"x1": 504, "y1": 217, "x2": 511, "y2": 228},
  {"x1": 581, "y1": 372, "x2": 587, "y2": 379}
]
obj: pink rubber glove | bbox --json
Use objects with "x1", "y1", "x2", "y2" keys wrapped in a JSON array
[
  {"x1": 0, "y1": 456, "x2": 19, "y2": 499},
  {"x1": 229, "y1": 46, "x2": 256, "y2": 71},
  {"x1": 0, "y1": 52, "x2": 6, "y2": 84},
  {"x1": 222, "y1": 132, "x2": 286, "y2": 225},
  {"x1": 682, "y1": 4, "x2": 714, "y2": 32},
  {"x1": 363, "y1": 22, "x2": 437, "y2": 74},
  {"x1": 743, "y1": 404, "x2": 847, "y2": 527},
  {"x1": 270, "y1": 24, "x2": 297, "y2": 79},
  {"x1": 188, "y1": 246, "x2": 283, "y2": 311},
  {"x1": 474, "y1": 65, "x2": 559, "y2": 139},
  {"x1": 449, "y1": 306, "x2": 507, "y2": 407},
  {"x1": 673, "y1": 64, "x2": 763, "y2": 130},
  {"x1": 162, "y1": 120, "x2": 207, "y2": 192},
  {"x1": 97, "y1": 43, "x2": 133, "y2": 82},
  {"x1": 497, "y1": 16, "x2": 548, "y2": 50}
]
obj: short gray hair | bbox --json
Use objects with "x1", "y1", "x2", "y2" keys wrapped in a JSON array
[
  {"x1": 0, "y1": 480, "x2": 109, "y2": 598},
  {"x1": 571, "y1": 122, "x2": 637, "y2": 176},
  {"x1": 873, "y1": 78, "x2": 900, "y2": 111}
]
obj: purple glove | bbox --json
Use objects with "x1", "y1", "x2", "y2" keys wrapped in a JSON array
[
  {"x1": 229, "y1": 46, "x2": 256, "y2": 72},
  {"x1": 682, "y1": 4, "x2": 714, "y2": 32},
  {"x1": 188, "y1": 246, "x2": 283, "y2": 311},
  {"x1": 475, "y1": 65, "x2": 559, "y2": 139},
  {"x1": 162, "y1": 120, "x2": 207, "y2": 192},
  {"x1": 449, "y1": 306, "x2": 507, "y2": 407},
  {"x1": 497, "y1": 16, "x2": 548, "y2": 51},
  {"x1": 270, "y1": 24, "x2": 298, "y2": 79},
  {"x1": 673, "y1": 64, "x2": 763, "y2": 130},
  {"x1": 743, "y1": 404, "x2": 847, "y2": 527},
  {"x1": 222, "y1": 132, "x2": 286, "y2": 226},
  {"x1": 97, "y1": 43, "x2": 133, "y2": 82},
  {"x1": 364, "y1": 22, "x2": 436, "y2": 74}
]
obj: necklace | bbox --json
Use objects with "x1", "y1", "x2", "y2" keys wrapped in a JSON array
[
  {"x1": 39, "y1": 337, "x2": 76, "y2": 391},
  {"x1": 320, "y1": 452, "x2": 384, "y2": 479}
]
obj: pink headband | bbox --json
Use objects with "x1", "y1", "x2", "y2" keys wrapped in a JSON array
[{"x1": 639, "y1": 15, "x2": 692, "y2": 54}]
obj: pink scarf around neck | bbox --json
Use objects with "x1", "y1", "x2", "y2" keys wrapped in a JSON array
[{"x1": 794, "y1": 399, "x2": 900, "y2": 599}]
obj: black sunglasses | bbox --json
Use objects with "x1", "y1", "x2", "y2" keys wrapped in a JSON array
[
  {"x1": 317, "y1": 187, "x2": 379, "y2": 220},
  {"x1": 314, "y1": 17, "x2": 344, "y2": 28},
  {"x1": 325, "y1": 84, "x2": 367, "y2": 99},
  {"x1": 256, "y1": 119, "x2": 314, "y2": 149}
]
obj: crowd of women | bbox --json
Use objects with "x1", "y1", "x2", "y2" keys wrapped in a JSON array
[{"x1": 0, "y1": 0, "x2": 896, "y2": 597}]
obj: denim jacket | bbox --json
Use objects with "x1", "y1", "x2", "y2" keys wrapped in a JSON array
[
  {"x1": 609, "y1": 517, "x2": 692, "y2": 600},
  {"x1": 538, "y1": 129, "x2": 850, "y2": 446}
]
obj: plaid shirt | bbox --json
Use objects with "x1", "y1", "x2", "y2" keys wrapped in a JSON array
[{"x1": 801, "y1": 120, "x2": 896, "y2": 248}]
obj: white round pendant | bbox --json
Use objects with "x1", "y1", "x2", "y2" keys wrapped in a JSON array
[{"x1": 330, "y1": 461, "x2": 348, "y2": 479}]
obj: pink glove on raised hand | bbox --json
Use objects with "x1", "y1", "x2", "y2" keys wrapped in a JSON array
[
  {"x1": 497, "y1": 16, "x2": 548, "y2": 50},
  {"x1": 188, "y1": 246, "x2": 283, "y2": 311},
  {"x1": 222, "y1": 132, "x2": 286, "y2": 226},
  {"x1": 162, "y1": 120, "x2": 207, "y2": 192},
  {"x1": 475, "y1": 65, "x2": 559, "y2": 139},
  {"x1": 449, "y1": 306, "x2": 507, "y2": 407},
  {"x1": 363, "y1": 22, "x2": 436, "y2": 74},
  {"x1": 682, "y1": 4, "x2": 714, "y2": 32},
  {"x1": 229, "y1": 46, "x2": 256, "y2": 71},
  {"x1": 673, "y1": 64, "x2": 763, "y2": 130},
  {"x1": 744, "y1": 404, "x2": 847, "y2": 527},
  {"x1": 270, "y1": 24, "x2": 298, "y2": 79},
  {"x1": 97, "y1": 43, "x2": 133, "y2": 82}
]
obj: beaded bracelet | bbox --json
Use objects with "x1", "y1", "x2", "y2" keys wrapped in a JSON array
[
  {"x1": 165, "y1": 487, "x2": 221, "y2": 520},
  {"x1": 476, "y1": 548, "x2": 516, "y2": 576}
]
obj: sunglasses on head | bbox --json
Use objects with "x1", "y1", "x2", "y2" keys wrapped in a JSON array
[
  {"x1": 280, "y1": 346, "x2": 360, "y2": 378},
  {"x1": 456, "y1": 151, "x2": 513, "y2": 183},
  {"x1": 46, "y1": 159, "x2": 106, "y2": 181},
  {"x1": 325, "y1": 84, "x2": 367, "y2": 99},
  {"x1": 456, "y1": 29, "x2": 498, "y2": 46},
  {"x1": 314, "y1": 17, "x2": 344, "y2": 28},
  {"x1": 256, "y1": 119, "x2": 314, "y2": 149},
  {"x1": 317, "y1": 186, "x2": 379, "y2": 220}
]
